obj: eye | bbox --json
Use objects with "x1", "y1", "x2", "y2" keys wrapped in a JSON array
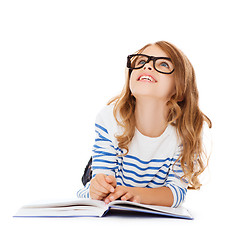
[
  {"x1": 131, "y1": 55, "x2": 149, "y2": 68},
  {"x1": 155, "y1": 58, "x2": 174, "y2": 73},
  {"x1": 160, "y1": 62, "x2": 169, "y2": 68},
  {"x1": 135, "y1": 58, "x2": 147, "y2": 67},
  {"x1": 138, "y1": 60, "x2": 146, "y2": 65}
]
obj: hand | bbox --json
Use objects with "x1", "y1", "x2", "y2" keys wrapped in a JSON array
[
  {"x1": 89, "y1": 174, "x2": 117, "y2": 200},
  {"x1": 104, "y1": 186, "x2": 141, "y2": 204}
]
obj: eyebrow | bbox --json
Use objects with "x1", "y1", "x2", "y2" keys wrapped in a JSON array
[{"x1": 139, "y1": 54, "x2": 173, "y2": 62}]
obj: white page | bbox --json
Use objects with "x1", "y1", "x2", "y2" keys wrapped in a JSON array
[
  {"x1": 109, "y1": 200, "x2": 192, "y2": 218},
  {"x1": 22, "y1": 198, "x2": 106, "y2": 209},
  {"x1": 14, "y1": 199, "x2": 108, "y2": 217},
  {"x1": 14, "y1": 206, "x2": 105, "y2": 217}
]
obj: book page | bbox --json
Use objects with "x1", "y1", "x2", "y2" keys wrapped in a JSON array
[
  {"x1": 14, "y1": 205, "x2": 106, "y2": 217},
  {"x1": 22, "y1": 199, "x2": 106, "y2": 209},
  {"x1": 14, "y1": 199, "x2": 109, "y2": 217},
  {"x1": 109, "y1": 200, "x2": 192, "y2": 219}
]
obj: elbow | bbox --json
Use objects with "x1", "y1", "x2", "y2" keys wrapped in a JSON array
[{"x1": 166, "y1": 185, "x2": 187, "y2": 208}]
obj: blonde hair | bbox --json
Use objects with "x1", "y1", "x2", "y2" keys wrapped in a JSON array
[{"x1": 107, "y1": 41, "x2": 212, "y2": 190}]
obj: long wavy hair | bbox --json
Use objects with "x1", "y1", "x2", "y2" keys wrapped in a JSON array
[{"x1": 107, "y1": 41, "x2": 212, "y2": 190}]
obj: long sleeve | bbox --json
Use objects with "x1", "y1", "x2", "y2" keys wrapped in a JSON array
[
  {"x1": 77, "y1": 105, "x2": 118, "y2": 199},
  {"x1": 164, "y1": 144, "x2": 188, "y2": 207},
  {"x1": 91, "y1": 113, "x2": 118, "y2": 177},
  {"x1": 77, "y1": 181, "x2": 90, "y2": 198}
]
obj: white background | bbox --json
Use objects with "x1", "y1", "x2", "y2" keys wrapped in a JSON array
[{"x1": 1, "y1": 0, "x2": 239, "y2": 239}]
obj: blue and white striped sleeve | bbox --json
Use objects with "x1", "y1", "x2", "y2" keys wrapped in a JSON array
[
  {"x1": 77, "y1": 182, "x2": 90, "y2": 198},
  {"x1": 164, "y1": 145, "x2": 188, "y2": 208},
  {"x1": 77, "y1": 109, "x2": 118, "y2": 199},
  {"x1": 91, "y1": 113, "x2": 118, "y2": 178}
]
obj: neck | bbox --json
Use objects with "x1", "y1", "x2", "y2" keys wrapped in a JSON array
[{"x1": 134, "y1": 97, "x2": 169, "y2": 138}]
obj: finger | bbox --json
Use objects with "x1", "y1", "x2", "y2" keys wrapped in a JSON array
[
  {"x1": 104, "y1": 197, "x2": 110, "y2": 204},
  {"x1": 90, "y1": 190, "x2": 103, "y2": 200},
  {"x1": 104, "y1": 191, "x2": 114, "y2": 203},
  {"x1": 94, "y1": 179, "x2": 111, "y2": 194},
  {"x1": 108, "y1": 188, "x2": 126, "y2": 202},
  {"x1": 90, "y1": 184, "x2": 108, "y2": 199},
  {"x1": 105, "y1": 175, "x2": 117, "y2": 188},
  {"x1": 121, "y1": 192, "x2": 133, "y2": 201},
  {"x1": 97, "y1": 175, "x2": 115, "y2": 193},
  {"x1": 103, "y1": 192, "x2": 114, "y2": 204},
  {"x1": 130, "y1": 195, "x2": 141, "y2": 203}
]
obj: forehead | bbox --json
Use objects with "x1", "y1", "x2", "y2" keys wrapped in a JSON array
[{"x1": 141, "y1": 44, "x2": 169, "y2": 58}]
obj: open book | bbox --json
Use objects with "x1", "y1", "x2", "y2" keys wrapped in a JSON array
[{"x1": 14, "y1": 199, "x2": 193, "y2": 220}]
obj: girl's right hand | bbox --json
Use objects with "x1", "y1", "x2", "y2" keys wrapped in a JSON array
[{"x1": 89, "y1": 174, "x2": 116, "y2": 200}]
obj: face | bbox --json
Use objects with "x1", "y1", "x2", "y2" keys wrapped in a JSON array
[{"x1": 129, "y1": 44, "x2": 176, "y2": 102}]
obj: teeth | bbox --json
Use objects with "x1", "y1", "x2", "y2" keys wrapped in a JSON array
[{"x1": 140, "y1": 76, "x2": 155, "y2": 82}]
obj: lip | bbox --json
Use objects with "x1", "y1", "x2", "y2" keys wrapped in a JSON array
[{"x1": 137, "y1": 74, "x2": 157, "y2": 83}]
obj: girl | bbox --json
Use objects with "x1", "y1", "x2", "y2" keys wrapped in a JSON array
[{"x1": 77, "y1": 41, "x2": 212, "y2": 207}]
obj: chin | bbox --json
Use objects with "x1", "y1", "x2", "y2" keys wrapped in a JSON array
[{"x1": 132, "y1": 93, "x2": 164, "y2": 100}]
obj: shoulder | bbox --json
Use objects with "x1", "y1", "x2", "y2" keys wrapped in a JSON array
[
  {"x1": 95, "y1": 103, "x2": 122, "y2": 137},
  {"x1": 95, "y1": 103, "x2": 115, "y2": 124}
]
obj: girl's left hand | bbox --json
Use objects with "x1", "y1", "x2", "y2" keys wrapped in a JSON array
[{"x1": 104, "y1": 186, "x2": 141, "y2": 204}]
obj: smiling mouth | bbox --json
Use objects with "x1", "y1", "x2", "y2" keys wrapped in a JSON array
[{"x1": 137, "y1": 75, "x2": 157, "y2": 83}]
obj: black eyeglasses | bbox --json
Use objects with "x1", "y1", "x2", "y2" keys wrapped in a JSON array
[{"x1": 127, "y1": 54, "x2": 175, "y2": 74}]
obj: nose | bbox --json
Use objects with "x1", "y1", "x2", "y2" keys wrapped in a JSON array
[
  {"x1": 143, "y1": 65, "x2": 153, "y2": 70},
  {"x1": 143, "y1": 60, "x2": 154, "y2": 71}
]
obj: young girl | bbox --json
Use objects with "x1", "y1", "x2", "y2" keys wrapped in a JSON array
[{"x1": 77, "y1": 41, "x2": 212, "y2": 207}]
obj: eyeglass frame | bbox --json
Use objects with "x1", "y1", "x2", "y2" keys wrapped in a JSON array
[{"x1": 127, "y1": 54, "x2": 175, "y2": 74}]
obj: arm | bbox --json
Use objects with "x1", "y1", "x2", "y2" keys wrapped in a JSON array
[
  {"x1": 91, "y1": 122, "x2": 118, "y2": 178},
  {"x1": 89, "y1": 109, "x2": 118, "y2": 199},
  {"x1": 163, "y1": 145, "x2": 188, "y2": 207},
  {"x1": 105, "y1": 145, "x2": 188, "y2": 207},
  {"x1": 128, "y1": 186, "x2": 174, "y2": 206},
  {"x1": 105, "y1": 185, "x2": 174, "y2": 207}
]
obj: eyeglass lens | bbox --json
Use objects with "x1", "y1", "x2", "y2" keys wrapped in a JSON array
[{"x1": 130, "y1": 55, "x2": 174, "y2": 74}]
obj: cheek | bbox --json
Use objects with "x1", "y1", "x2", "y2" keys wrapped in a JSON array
[
  {"x1": 167, "y1": 77, "x2": 176, "y2": 93},
  {"x1": 155, "y1": 77, "x2": 176, "y2": 100},
  {"x1": 164, "y1": 78, "x2": 176, "y2": 98},
  {"x1": 129, "y1": 72, "x2": 138, "y2": 93},
  {"x1": 129, "y1": 71, "x2": 176, "y2": 99}
]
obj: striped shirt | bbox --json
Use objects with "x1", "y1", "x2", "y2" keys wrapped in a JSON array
[{"x1": 77, "y1": 104, "x2": 188, "y2": 207}]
